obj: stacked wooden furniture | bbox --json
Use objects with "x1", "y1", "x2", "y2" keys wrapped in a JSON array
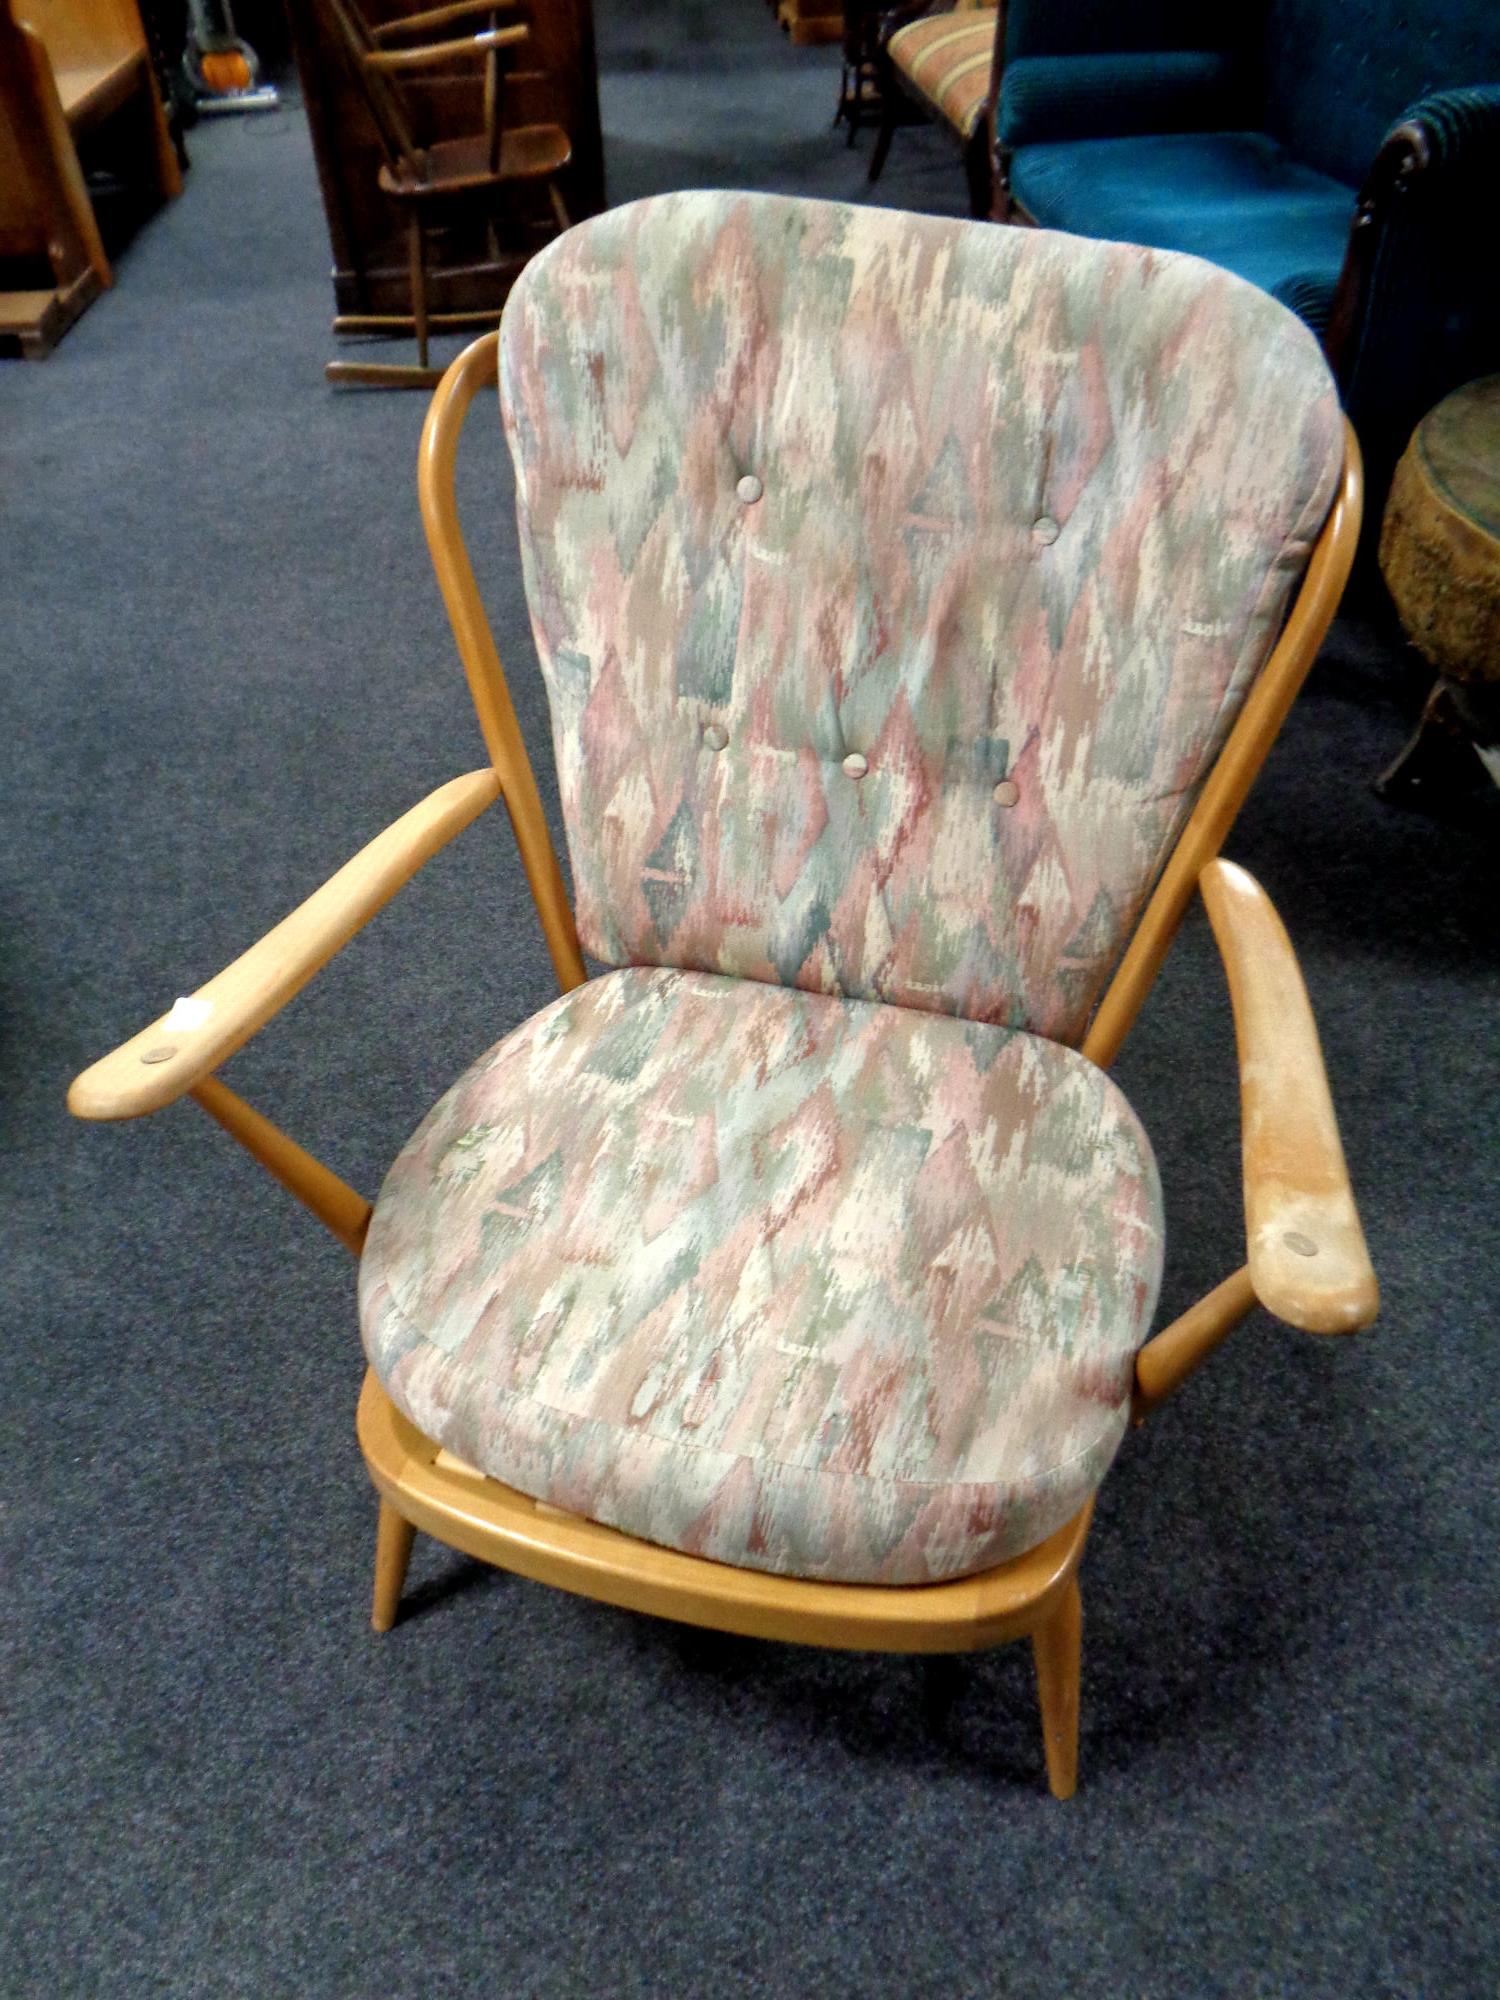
[
  {"x1": 0, "y1": 0, "x2": 181, "y2": 356},
  {"x1": 285, "y1": 0, "x2": 603, "y2": 327},
  {"x1": 766, "y1": 0, "x2": 843, "y2": 51},
  {"x1": 317, "y1": 0, "x2": 575, "y2": 389}
]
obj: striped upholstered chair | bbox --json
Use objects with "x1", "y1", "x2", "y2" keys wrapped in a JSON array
[
  {"x1": 71, "y1": 193, "x2": 1377, "y2": 1796},
  {"x1": 868, "y1": 1, "x2": 1001, "y2": 214}
]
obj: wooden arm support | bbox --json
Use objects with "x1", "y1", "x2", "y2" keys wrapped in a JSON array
[
  {"x1": 67, "y1": 769, "x2": 501, "y2": 1123},
  {"x1": 372, "y1": 0, "x2": 525, "y2": 40},
  {"x1": 364, "y1": 23, "x2": 526, "y2": 71},
  {"x1": 1199, "y1": 858, "x2": 1379, "y2": 1334}
]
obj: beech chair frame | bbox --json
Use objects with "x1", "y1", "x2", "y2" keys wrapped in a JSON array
[{"x1": 69, "y1": 331, "x2": 1375, "y2": 1800}]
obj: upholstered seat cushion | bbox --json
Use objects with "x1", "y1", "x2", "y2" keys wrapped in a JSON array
[
  {"x1": 1008, "y1": 132, "x2": 1356, "y2": 305},
  {"x1": 360, "y1": 969, "x2": 1163, "y2": 1586},
  {"x1": 889, "y1": 10, "x2": 997, "y2": 141}
]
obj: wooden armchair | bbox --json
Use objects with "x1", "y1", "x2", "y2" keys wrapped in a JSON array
[
  {"x1": 70, "y1": 194, "x2": 1377, "y2": 1797},
  {"x1": 320, "y1": 0, "x2": 571, "y2": 387},
  {"x1": 0, "y1": 0, "x2": 180, "y2": 356}
]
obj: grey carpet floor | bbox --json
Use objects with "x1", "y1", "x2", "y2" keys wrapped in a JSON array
[{"x1": 3, "y1": 6, "x2": 1497, "y2": 1996}]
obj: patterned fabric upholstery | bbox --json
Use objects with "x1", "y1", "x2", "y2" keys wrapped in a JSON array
[
  {"x1": 361, "y1": 969, "x2": 1163, "y2": 1586},
  {"x1": 499, "y1": 192, "x2": 1342, "y2": 1044},
  {"x1": 358, "y1": 194, "x2": 1344, "y2": 1587},
  {"x1": 889, "y1": 7, "x2": 998, "y2": 142}
]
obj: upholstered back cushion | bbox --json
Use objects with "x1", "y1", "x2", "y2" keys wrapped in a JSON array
[{"x1": 499, "y1": 192, "x2": 1340, "y2": 1042}]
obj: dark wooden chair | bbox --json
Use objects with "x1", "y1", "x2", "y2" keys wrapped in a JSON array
[
  {"x1": 320, "y1": 0, "x2": 570, "y2": 388},
  {"x1": 867, "y1": 2, "x2": 1000, "y2": 218}
]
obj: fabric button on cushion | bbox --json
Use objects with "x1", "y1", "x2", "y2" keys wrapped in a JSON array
[
  {"x1": 736, "y1": 474, "x2": 763, "y2": 505},
  {"x1": 841, "y1": 751, "x2": 869, "y2": 779},
  {"x1": 702, "y1": 723, "x2": 728, "y2": 751},
  {"x1": 499, "y1": 193, "x2": 1341, "y2": 1043},
  {"x1": 360, "y1": 968, "x2": 1164, "y2": 1586}
]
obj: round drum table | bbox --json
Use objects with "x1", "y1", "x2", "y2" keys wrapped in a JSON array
[{"x1": 1377, "y1": 376, "x2": 1500, "y2": 803}]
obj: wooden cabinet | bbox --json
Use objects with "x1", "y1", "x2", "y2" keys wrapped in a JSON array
[{"x1": 285, "y1": 0, "x2": 605, "y2": 320}]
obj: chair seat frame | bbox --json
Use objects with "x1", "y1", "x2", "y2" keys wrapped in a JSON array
[{"x1": 70, "y1": 329, "x2": 1374, "y2": 1797}]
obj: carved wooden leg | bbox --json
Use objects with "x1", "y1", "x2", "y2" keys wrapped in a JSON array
[
  {"x1": 408, "y1": 214, "x2": 429, "y2": 372},
  {"x1": 1031, "y1": 1574, "x2": 1082, "y2": 1799},
  {"x1": 963, "y1": 130, "x2": 993, "y2": 221},
  {"x1": 1375, "y1": 677, "x2": 1500, "y2": 807},
  {"x1": 371, "y1": 1500, "x2": 416, "y2": 1632},
  {"x1": 867, "y1": 97, "x2": 898, "y2": 185}
]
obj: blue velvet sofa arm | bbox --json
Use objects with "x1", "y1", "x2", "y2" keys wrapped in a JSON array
[
  {"x1": 1402, "y1": 83, "x2": 1500, "y2": 169},
  {"x1": 1257, "y1": 83, "x2": 1500, "y2": 521},
  {"x1": 1331, "y1": 85, "x2": 1500, "y2": 511},
  {"x1": 998, "y1": 50, "x2": 1247, "y2": 148}
]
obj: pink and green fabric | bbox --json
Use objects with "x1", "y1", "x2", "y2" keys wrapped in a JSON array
[
  {"x1": 359, "y1": 192, "x2": 1343, "y2": 1585},
  {"x1": 361, "y1": 970, "x2": 1161, "y2": 1584}
]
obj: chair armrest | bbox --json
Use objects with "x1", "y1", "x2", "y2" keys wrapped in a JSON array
[
  {"x1": 997, "y1": 49, "x2": 1245, "y2": 148},
  {"x1": 1325, "y1": 87, "x2": 1500, "y2": 380},
  {"x1": 1199, "y1": 859, "x2": 1378, "y2": 1335},
  {"x1": 372, "y1": 0, "x2": 525, "y2": 42},
  {"x1": 68, "y1": 769, "x2": 501, "y2": 1123},
  {"x1": 1370, "y1": 86, "x2": 1500, "y2": 189},
  {"x1": 365, "y1": 24, "x2": 527, "y2": 72}
]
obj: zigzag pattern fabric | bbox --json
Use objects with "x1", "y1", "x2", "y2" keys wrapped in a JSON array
[
  {"x1": 361, "y1": 969, "x2": 1163, "y2": 1584},
  {"x1": 498, "y1": 191, "x2": 1341, "y2": 1043},
  {"x1": 360, "y1": 195, "x2": 1343, "y2": 1585}
]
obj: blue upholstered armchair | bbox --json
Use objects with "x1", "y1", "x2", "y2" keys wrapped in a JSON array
[{"x1": 990, "y1": 0, "x2": 1500, "y2": 513}]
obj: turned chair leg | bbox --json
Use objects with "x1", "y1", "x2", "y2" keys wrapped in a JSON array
[
  {"x1": 963, "y1": 130, "x2": 994, "y2": 221},
  {"x1": 1031, "y1": 1574, "x2": 1082, "y2": 1799},
  {"x1": 372, "y1": 1500, "x2": 416, "y2": 1632},
  {"x1": 868, "y1": 98, "x2": 899, "y2": 185},
  {"x1": 407, "y1": 214, "x2": 430, "y2": 372}
]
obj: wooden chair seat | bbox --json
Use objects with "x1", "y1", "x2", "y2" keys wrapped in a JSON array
[
  {"x1": 53, "y1": 51, "x2": 141, "y2": 129},
  {"x1": 378, "y1": 123, "x2": 572, "y2": 201}
]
